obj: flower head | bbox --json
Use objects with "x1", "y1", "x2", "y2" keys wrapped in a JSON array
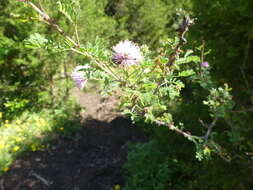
[
  {"x1": 71, "y1": 65, "x2": 90, "y2": 89},
  {"x1": 112, "y1": 40, "x2": 143, "y2": 67},
  {"x1": 201, "y1": 61, "x2": 209, "y2": 68}
]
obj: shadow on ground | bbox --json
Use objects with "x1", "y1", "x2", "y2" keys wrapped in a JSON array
[{"x1": 0, "y1": 116, "x2": 145, "y2": 190}]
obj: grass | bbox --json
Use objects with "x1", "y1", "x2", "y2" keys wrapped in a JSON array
[{"x1": 0, "y1": 102, "x2": 82, "y2": 175}]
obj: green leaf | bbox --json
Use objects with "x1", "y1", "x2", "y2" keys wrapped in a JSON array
[
  {"x1": 24, "y1": 33, "x2": 49, "y2": 49},
  {"x1": 178, "y1": 69, "x2": 195, "y2": 77},
  {"x1": 176, "y1": 56, "x2": 200, "y2": 64},
  {"x1": 56, "y1": 0, "x2": 80, "y2": 23},
  {"x1": 56, "y1": 1, "x2": 73, "y2": 23},
  {"x1": 184, "y1": 50, "x2": 194, "y2": 57}
]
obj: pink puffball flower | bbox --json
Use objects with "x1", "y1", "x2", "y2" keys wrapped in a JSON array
[
  {"x1": 112, "y1": 40, "x2": 143, "y2": 67},
  {"x1": 201, "y1": 61, "x2": 209, "y2": 68},
  {"x1": 71, "y1": 65, "x2": 90, "y2": 89}
]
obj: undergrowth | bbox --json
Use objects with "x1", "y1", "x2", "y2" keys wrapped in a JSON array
[{"x1": 0, "y1": 100, "x2": 81, "y2": 175}]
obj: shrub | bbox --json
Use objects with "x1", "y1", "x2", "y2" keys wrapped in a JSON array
[
  {"x1": 14, "y1": 1, "x2": 253, "y2": 189},
  {"x1": 124, "y1": 141, "x2": 170, "y2": 190}
]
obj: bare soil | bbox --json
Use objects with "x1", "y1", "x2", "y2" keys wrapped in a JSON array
[{"x1": 0, "y1": 88, "x2": 145, "y2": 190}]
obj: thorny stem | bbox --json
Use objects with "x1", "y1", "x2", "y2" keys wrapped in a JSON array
[
  {"x1": 167, "y1": 16, "x2": 195, "y2": 67},
  {"x1": 154, "y1": 119, "x2": 200, "y2": 143},
  {"x1": 70, "y1": 48, "x2": 121, "y2": 81},
  {"x1": 26, "y1": 1, "x2": 79, "y2": 47},
  {"x1": 21, "y1": 1, "x2": 121, "y2": 82},
  {"x1": 20, "y1": 1, "x2": 220, "y2": 143},
  {"x1": 154, "y1": 115, "x2": 219, "y2": 144}
]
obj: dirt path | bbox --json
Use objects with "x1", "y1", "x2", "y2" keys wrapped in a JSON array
[
  {"x1": 72, "y1": 87, "x2": 120, "y2": 122},
  {"x1": 0, "y1": 88, "x2": 144, "y2": 190}
]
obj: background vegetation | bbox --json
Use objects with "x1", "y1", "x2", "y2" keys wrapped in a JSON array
[{"x1": 0, "y1": 0, "x2": 252, "y2": 189}]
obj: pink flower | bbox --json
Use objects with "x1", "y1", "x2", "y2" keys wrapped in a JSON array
[
  {"x1": 112, "y1": 40, "x2": 143, "y2": 67},
  {"x1": 201, "y1": 61, "x2": 209, "y2": 68},
  {"x1": 71, "y1": 65, "x2": 89, "y2": 89}
]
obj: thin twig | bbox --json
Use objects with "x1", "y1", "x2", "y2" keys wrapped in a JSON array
[
  {"x1": 38, "y1": 0, "x2": 46, "y2": 15},
  {"x1": 199, "y1": 118, "x2": 208, "y2": 128},
  {"x1": 240, "y1": 38, "x2": 251, "y2": 89},
  {"x1": 154, "y1": 119, "x2": 200, "y2": 143},
  {"x1": 199, "y1": 40, "x2": 205, "y2": 77},
  {"x1": 201, "y1": 117, "x2": 218, "y2": 142},
  {"x1": 29, "y1": 170, "x2": 52, "y2": 187},
  {"x1": 153, "y1": 80, "x2": 169, "y2": 95},
  {"x1": 26, "y1": 1, "x2": 79, "y2": 47},
  {"x1": 242, "y1": 38, "x2": 250, "y2": 69},
  {"x1": 240, "y1": 67, "x2": 250, "y2": 89},
  {"x1": 167, "y1": 16, "x2": 195, "y2": 67},
  {"x1": 20, "y1": 1, "x2": 123, "y2": 83},
  {"x1": 70, "y1": 48, "x2": 121, "y2": 81},
  {"x1": 74, "y1": 23, "x2": 80, "y2": 46},
  {"x1": 200, "y1": 40, "x2": 205, "y2": 64}
]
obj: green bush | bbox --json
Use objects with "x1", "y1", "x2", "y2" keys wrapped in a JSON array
[
  {"x1": 125, "y1": 122, "x2": 253, "y2": 190},
  {"x1": 124, "y1": 141, "x2": 170, "y2": 190}
]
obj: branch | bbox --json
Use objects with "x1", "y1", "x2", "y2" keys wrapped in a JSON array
[
  {"x1": 200, "y1": 117, "x2": 219, "y2": 142},
  {"x1": 153, "y1": 119, "x2": 200, "y2": 143},
  {"x1": 167, "y1": 16, "x2": 195, "y2": 67},
  {"x1": 19, "y1": 1, "x2": 122, "y2": 82},
  {"x1": 70, "y1": 48, "x2": 121, "y2": 81},
  {"x1": 25, "y1": 1, "x2": 79, "y2": 47}
]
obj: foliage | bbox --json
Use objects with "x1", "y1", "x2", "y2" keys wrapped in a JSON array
[
  {"x1": 2, "y1": 0, "x2": 253, "y2": 189},
  {"x1": 48, "y1": 0, "x2": 116, "y2": 44},
  {"x1": 124, "y1": 141, "x2": 170, "y2": 190},
  {"x1": 0, "y1": 0, "x2": 116, "y2": 119},
  {"x1": 106, "y1": 1, "x2": 190, "y2": 49},
  {"x1": 125, "y1": 126, "x2": 253, "y2": 189},
  {"x1": 18, "y1": 0, "x2": 249, "y2": 162},
  {"x1": 190, "y1": 0, "x2": 253, "y2": 105},
  {"x1": 187, "y1": 2, "x2": 253, "y2": 186},
  {"x1": 0, "y1": 100, "x2": 81, "y2": 175},
  {"x1": 0, "y1": 0, "x2": 67, "y2": 118},
  {"x1": 21, "y1": 0, "x2": 237, "y2": 160},
  {"x1": 106, "y1": 0, "x2": 170, "y2": 48},
  {"x1": 0, "y1": 0, "x2": 82, "y2": 175}
]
